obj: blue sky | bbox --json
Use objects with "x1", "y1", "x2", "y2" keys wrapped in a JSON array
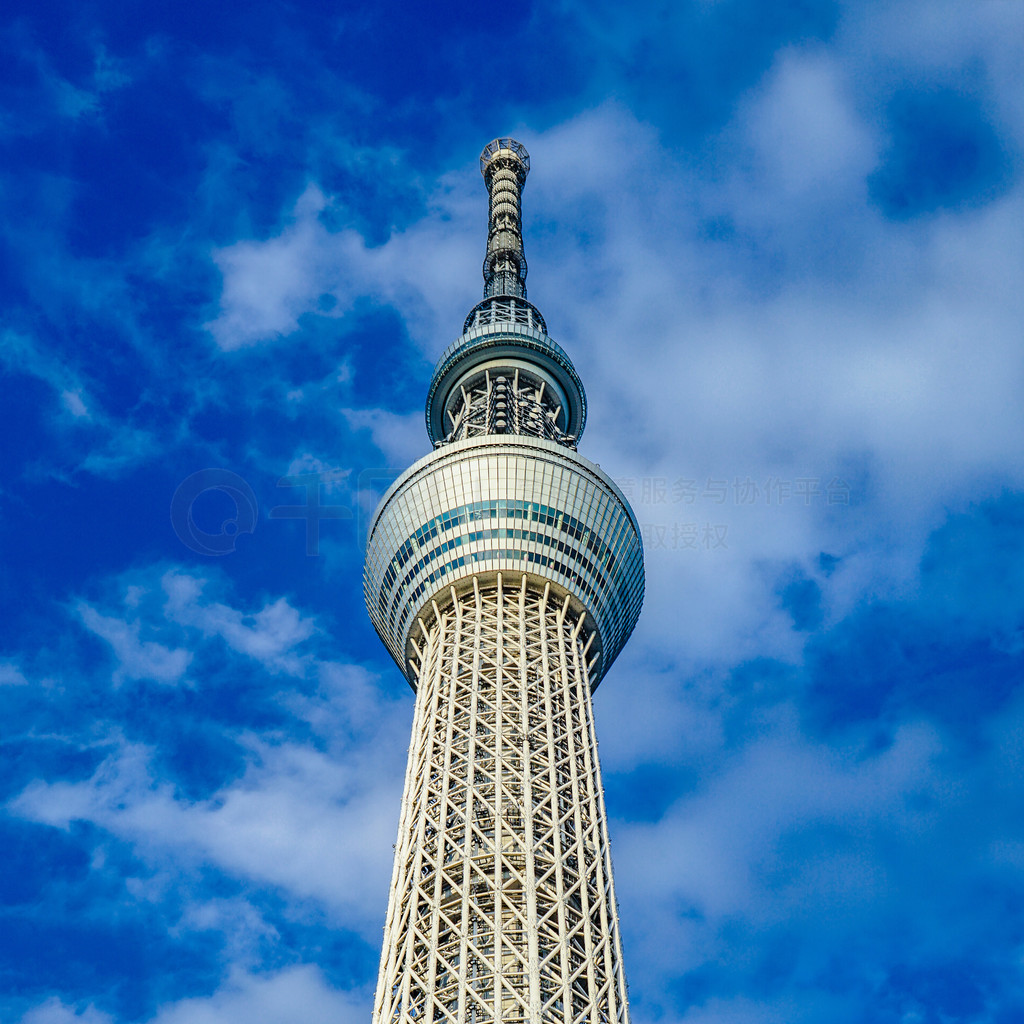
[{"x1": 2, "y1": 1, "x2": 1023, "y2": 1021}]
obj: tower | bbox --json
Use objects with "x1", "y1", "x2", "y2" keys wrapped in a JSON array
[{"x1": 365, "y1": 139, "x2": 644, "y2": 1024}]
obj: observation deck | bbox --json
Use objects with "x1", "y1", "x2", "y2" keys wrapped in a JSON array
[{"x1": 364, "y1": 434, "x2": 643, "y2": 689}]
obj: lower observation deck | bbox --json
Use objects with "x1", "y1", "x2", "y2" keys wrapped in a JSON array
[{"x1": 364, "y1": 434, "x2": 644, "y2": 689}]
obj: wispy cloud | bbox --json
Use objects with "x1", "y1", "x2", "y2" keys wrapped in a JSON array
[
  {"x1": 77, "y1": 602, "x2": 192, "y2": 685},
  {"x1": 12, "y1": 736, "x2": 402, "y2": 929},
  {"x1": 161, "y1": 571, "x2": 317, "y2": 677},
  {"x1": 150, "y1": 965, "x2": 369, "y2": 1024}
]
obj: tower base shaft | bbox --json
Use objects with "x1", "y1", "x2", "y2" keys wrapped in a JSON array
[{"x1": 374, "y1": 574, "x2": 630, "y2": 1024}]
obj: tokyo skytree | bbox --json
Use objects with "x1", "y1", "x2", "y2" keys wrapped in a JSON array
[{"x1": 364, "y1": 138, "x2": 644, "y2": 1024}]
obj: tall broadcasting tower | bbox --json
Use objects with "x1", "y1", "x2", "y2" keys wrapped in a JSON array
[{"x1": 365, "y1": 139, "x2": 644, "y2": 1024}]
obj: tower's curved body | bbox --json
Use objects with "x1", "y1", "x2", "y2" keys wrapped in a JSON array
[{"x1": 366, "y1": 140, "x2": 643, "y2": 1024}]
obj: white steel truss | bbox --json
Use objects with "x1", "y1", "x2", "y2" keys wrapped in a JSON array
[{"x1": 373, "y1": 573, "x2": 630, "y2": 1024}]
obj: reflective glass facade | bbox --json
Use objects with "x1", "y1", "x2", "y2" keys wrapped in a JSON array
[{"x1": 364, "y1": 435, "x2": 643, "y2": 688}]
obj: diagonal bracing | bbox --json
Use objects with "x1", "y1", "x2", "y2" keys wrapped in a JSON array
[{"x1": 373, "y1": 574, "x2": 630, "y2": 1024}]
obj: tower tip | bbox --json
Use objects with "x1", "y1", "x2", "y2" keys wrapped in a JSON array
[{"x1": 480, "y1": 138, "x2": 530, "y2": 182}]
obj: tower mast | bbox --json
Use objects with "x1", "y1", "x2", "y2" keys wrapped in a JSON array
[{"x1": 365, "y1": 139, "x2": 644, "y2": 1024}]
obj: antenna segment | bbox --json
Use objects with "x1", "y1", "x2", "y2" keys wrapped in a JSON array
[{"x1": 481, "y1": 137, "x2": 531, "y2": 300}]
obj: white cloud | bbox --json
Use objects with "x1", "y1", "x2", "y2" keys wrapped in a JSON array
[
  {"x1": 615, "y1": 722, "x2": 941, "y2": 922},
  {"x1": 205, "y1": 169, "x2": 480, "y2": 354},
  {"x1": 11, "y1": 562, "x2": 408, "y2": 928},
  {"x1": 151, "y1": 965, "x2": 368, "y2": 1024},
  {"x1": 0, "y1": 331, "x2": 158, "y2": 480},
  {"x1": 17, "y1": 967, "x2": 368, "y2": 1024},
  {"x1": 2, "y1": 330, "x2": 90, "y2": 411},
  {"x1": 9, "y1": 565, "x2": 411, "y2": 942},
  {"x1": 605, "y1": 689, "x2": 1024, "y2": 1020},
  {"x1": 161, "y1": 571, "x2": 316, "y2": 676},
  {"x1": 60, "y1": 389, "x2": 90, "y2": 419},
  {"x1": 175, "y1": 897, "x2": 279, "y2": 965},
  {"x1": 673, "y1": 993, "x2": 839, "y2": 1024},
  {"x1": 283, "y1": 453, "x2": 352, "y2": 495},
  {"x1": 340, "y1": 408, "x2": 426, "y2": 468},
  {"x1": 69, "y1": 568, "x2": 325, "y2": 685},
  {"x1": 11, "y1": 736, "x2": 405, "y2": 932},
  {"x1": 206, "y1": 184, "x2": 360, "y2": 349},
  {"x1": 19, "y1": 998, "x2": 115, "y2": 1024},
  {"x1": 0, "y1": 662, "x2": 29, "y2": 686},
  {"x1": 78, "y1": 427, "x2": 159, "y2": 479},
  {"x1": 737, "y1": 48, "x2": 879, "y2": 201},
  {"x1": 77, "y1": 602, "x2": 192, "y2": 684},
  {"x1": 285, "y1": 659, "x2": 395, "y2": 746}
]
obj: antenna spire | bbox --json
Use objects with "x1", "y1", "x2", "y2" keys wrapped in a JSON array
[{"x1": 480, "y1": 138, "x2": 530, "y2": 300}]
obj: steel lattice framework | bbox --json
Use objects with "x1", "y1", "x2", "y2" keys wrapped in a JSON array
[
  {"x1": 375, "y1": 576, "x2": 628, "y2": 1024},
  {"x1": 366, "y1": 139, "x2": 644, "y2": 1024}
]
